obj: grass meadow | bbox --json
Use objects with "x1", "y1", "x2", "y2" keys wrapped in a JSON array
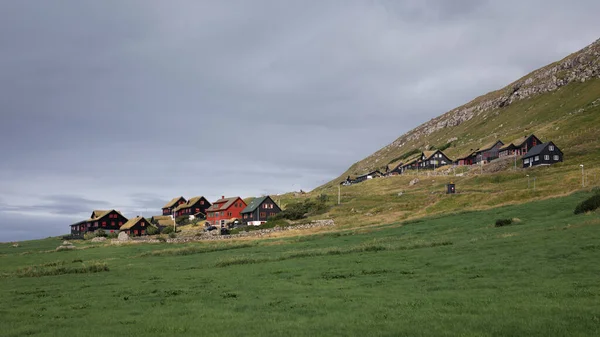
[{"x1": 1, "y1": 191, "x2": 600, "y2": 336}]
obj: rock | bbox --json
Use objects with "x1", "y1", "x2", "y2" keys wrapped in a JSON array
[
  {"x1": 409, "y1": 178, "x2": 420, "y2": 186},
  {"x1": 56, "y1": 245, "x2": 75, "y2": 251},
  {"x1": 91, "y1": 237, "x2": 107, "y2": 243},
  {"x1": 62, "y1": 241, "x2": 72, "y2": 246},
  {"x1": 397, "y1": 192, "x2": 403, "y2": 196},
  {"x1": 11, "y1": 243, "x2": 19, "y2": 248},
  {"x1": 117, "y1": 232, "x2": 130, "y2": 241}
]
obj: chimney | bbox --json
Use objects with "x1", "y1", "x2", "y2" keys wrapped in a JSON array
[{"x1": 221, "y1": 195, "x2": 225, "y2": 200}]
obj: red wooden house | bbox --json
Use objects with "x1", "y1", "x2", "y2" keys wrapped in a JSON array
[
  {"x1": 205, "y1": 196, "x2": 247, "y2": 227},
  {"x1": 161, "y1": 196, "x2": 187, "y2": 216}
]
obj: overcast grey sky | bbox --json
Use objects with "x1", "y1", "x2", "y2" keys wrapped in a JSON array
[{"x1": 1, "y1": 1, "x2": 598, "y2": 241}]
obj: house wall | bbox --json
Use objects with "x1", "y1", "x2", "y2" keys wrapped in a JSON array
[
  {"x1": 523, "y1": 144, "x2": 563, "y2": 168},
  {"x1": 206, "y1": 198, "x2": 247, "y2": 226},
  {"x1": 241, "y1": 198, "x2": 282, "y2": 225},
  {"x1": 124, "y1": 219, "x2": 152, "y2": 236}
]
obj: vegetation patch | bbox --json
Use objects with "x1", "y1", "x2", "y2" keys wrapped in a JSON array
[
  {"x1": 574, "y1": 193, "x2": 600, "y2": 214},
  {"x1": 10, "y1": 262, "x2": 109, "y2": 278},
  {"x1": 495, "y1": 218, "x2": 514, "y2": 227},
  {"x1": 139, "y1": 243, "x2": 255, "y2": 257}
]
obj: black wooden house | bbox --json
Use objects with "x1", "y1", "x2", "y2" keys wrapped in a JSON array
[
  {"x1": 162, "y1": 196, "x2": 187, "y2": 216},
  {"x1": 522, "y1": 142, "x2": 563, "y2": 168},
  {"x1": 174, "y1": 196, "x2": 211, "y2": 219},
  {"x1": 69, "y1": 210, "x2": 128, "y2": 236},
  {"x1": 418, "y1": 150, "x2": 452, "y2": 170},
  {"x1": 240, "y1": 196, "x2": 281, "y2": 226}
]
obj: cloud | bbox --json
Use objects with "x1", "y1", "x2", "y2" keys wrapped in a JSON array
[{"x1": 0, "y1": 0, "x2": 599, "y2": 241}]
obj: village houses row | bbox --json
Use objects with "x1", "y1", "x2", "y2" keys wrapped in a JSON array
[
  {"x1": 343, "y1": 134, "x2": 563, "y2": 184},
  {"x1": 69, "y1": 195, "x2": 282, "y2": 237}
]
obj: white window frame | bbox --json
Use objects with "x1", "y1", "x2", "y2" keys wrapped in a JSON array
[
  {"x1": 534, "y1": 156, "x2": 539, "y2": 162},
  {"x1": 524, "y1": 158, "x2": 530, "y2": 164},
  {"x1": 553, "y1": 155, "x2": 559, "y2": 161},
  {"x1": 549, "y1": 145, "x2": 554, "y2": 151},
  {"x1": 544, "y1": 155, "x2": 549, "y2": 160}
]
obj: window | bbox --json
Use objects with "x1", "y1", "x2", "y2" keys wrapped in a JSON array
[
  {"x1": 544, "y1": 155, "x2": 549, "y2": 160},
  {"x1": 553, "y1": 155, "x2": 559, "y2": 161},
  {"x1": 260, "y1": 212, "x2": 266, "y2": 218},
  {"x1": 134, "y1": 230, "x2": 138, "y2": 235},
  {"x1": 141, "y1": 222, "x2": 145, "y2": 227},
  {"x1": 549, "y1": 145, "x2": 554, "y2": 151},
  {"x1": 196, "y1": 208, "x2": 200, "y2": 213},
  {"x1": 141, "y1": 230, "x2": 145, "y2": 235},
  {"x1": 118, "y1": 222, "x2": 122, "y2": 226},
  {"x1": 534, "y1": 156, "x2": 539, "y2": 162},
  {"x1": 102, "y1": 222, "x2": 106, "y2": 227},
  {"x1": 524, "y1": 158, "x2": 530, "y2": 164},
  {"x1": 220, "y1": 211, "x2": 224, "y2": 216},
  {"x1": 111, "y1": 221, "x2": 115, "y2": 226},
  {"x1": 110, "y1": 230, "x2": 114, "y2": 233},
  {"x1": 200, "y1": 200, "x2": 204, "y2": 205},
  {"x1": 95, "y1": 222, "x2": 98, "y2": 227},
  {"x1": 228, "y1": 212, "x2": 232, "y2": 217}
]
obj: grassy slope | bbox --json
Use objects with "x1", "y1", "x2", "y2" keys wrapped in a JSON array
[
  {"x1": 1, "y1": 192, "x2": 599, "y2": 336},
  {"x1": 328, "y1": 77, "x2": 600, "y2": 185}
]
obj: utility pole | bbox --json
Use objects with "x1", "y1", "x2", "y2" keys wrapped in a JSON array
[
  {"x1": 527, "y1": 175, "x2": 530, "y2": 189},
  {"x1": 514, "y1": 153, "x2": 517, "y2": 170},
  {"x1": 580, "y1": 164, "x2": 585, "y2": 188}
]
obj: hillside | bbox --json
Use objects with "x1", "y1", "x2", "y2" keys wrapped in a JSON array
[{"x1": 324, "y1": 38, "x2": 600, "y2": 186}]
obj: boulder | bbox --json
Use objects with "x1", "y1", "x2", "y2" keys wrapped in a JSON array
[
  {"x1": 91, "y1": 237, "x2": 107, "y2": 243},
  {"x1": 62, "y1": 241, "x2": 72, "y2": 246},
  {"x1": 117, "y1": 232, "x2": 130, "y2": 241},
  {"x1": 409, "y1": 178, "x2": 420, "y2": 186}
]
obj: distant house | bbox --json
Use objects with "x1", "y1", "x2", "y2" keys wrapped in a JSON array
[
  {"x1": 150, "y1": 215, "x2": 175, "y2": 229},
  {"x1": 417, "y1": 150, "x2": 452, "y2": 170},
  {"x1": 241, "y1": 196, "x2": 282, "y2": 226},
  {"x1": 173, "y1": 196, "x2": 211, "y2": 220},
  {"x1": 386, "y1": 162, "x2": 403, "y2": 176},
  {"x1": 119, "y1": 217, "x2": 156, "y2": 236},
  {"x1": 206, "y1": 196, "x2": 247, "y2": 227},
  {"x1": 473, "y1": 140, "x2": 504, "y2": 164},
  {"x1": 341, "y1": 170, "x2": 384, "y2": 185},
  {"x1": 522, "y1": 142, "x2": 563, "y2": 168},
  {"x1": 161, "y1": 197, "x2": 187, "y2": 216},
  {"x1": 455, "y1": 150, "x2": 477, "y2": 166},
  {"x1": 499, "y1": 134, "x2": 542, "y2": 158},
  {"x1": 69, "y1": 210, "x2": 128, "y2": 236},
  {"x1": 400, "y1": 157, "x2": 420, "y2": 172}
]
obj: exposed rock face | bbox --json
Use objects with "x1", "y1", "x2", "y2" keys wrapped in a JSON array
[{"x1": 386, "y1": 39, "x2": 600, "y2": 148}]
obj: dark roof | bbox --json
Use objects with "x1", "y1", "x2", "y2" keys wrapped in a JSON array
[
  {"x1": 241, "y1": 196, "x2": 269, "y2": 214},
  {"x1": 522, "y1": 142, "x2": 556, "y2": 159},
  {"x1": 162, "y1": 197, "x2": 186, "y2": 209},
  {"x1": 477, "y1": 140, "x2": 504, "y2": 152}
]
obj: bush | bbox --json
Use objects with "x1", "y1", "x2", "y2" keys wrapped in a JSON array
[
  {"x1": 156, "y1": 236, "x2": 167, "y2": 243},
  {"x1": 168, "y1": 232, "x2": 176, "y2": 239},
  {"x1": 146, "y1": 225, "x2": 159, "y2": 235},
  {"x1": 161, "y1": 226, "x2": 175, "y2": 234},
  {"x1": 495, "y1": 219, "x2": 513, "y2": 227},
  {"x1": 83, "y1": 232, "x2": 96, "y2": 240},
  {"x1": 96, "y1": 229, "x2": 107, "y2": 237},
  {"x1": 175, "y1": 216, "x2": 190, "y2": 226},
  {"x1": 107, "y1": 232, "x2": 118, "y2": 239},
  {"x1": 574, "y1": 194, "x2": 600, "y2": 214}
]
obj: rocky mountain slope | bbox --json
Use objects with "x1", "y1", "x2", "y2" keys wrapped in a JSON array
[{"x1": 325, "y1": 38, "x2": 600, "y2": 186}]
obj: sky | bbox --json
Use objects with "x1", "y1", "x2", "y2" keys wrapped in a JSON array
[{"x1": 1, "y1": 0, "x2": 599, "y2": 241}]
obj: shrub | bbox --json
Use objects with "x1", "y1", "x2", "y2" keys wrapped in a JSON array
[
  {"x1": 156, "y1": 236, "x2": 167, "y2": 243},
  {"x1": 175, "y1": 216, "x2": 190, "y2": 226},
  {"x1": 495, "y1": 219, "x2": 513, "y2": 227},
  {"x1": 161, "y1": 226, "x2": 175, "y2": 234},
  {"x1": 83, "y1": 232, "x2": 96, "y2": 240},
  {"x1": 96, "y1": 229, "x2": 107, "y2": 237},
  {"x1": 574, "y1": 194, "x2": 600, "y2": 214},
  {"x1": 107, "y1": 232, "x2": 118, "y2": 239},
  {"x1": 146, "y1": 225, "x2": 159, "y2": 235},
  {"x1": 168, "y1": 232, "x2": 176, "y2": 239}
]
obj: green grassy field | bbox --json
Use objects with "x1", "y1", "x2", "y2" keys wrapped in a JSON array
[{"x1": 1, "y1": 191, "x2": 599, "y2": 336}]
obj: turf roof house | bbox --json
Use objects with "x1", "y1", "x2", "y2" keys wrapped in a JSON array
[
  {"x1": 206, "y1": 196, "x2": 247, "y2": 227},
  {"x1": 161, "y1": 197, "x2": 187, "y2": 216},
  {"x1": 522, "y1": 142, "x2": 563, "y2": 168},
  {"x1": 173, "y1": 196, "x2": 211, "y2": 220},
  {"x1": 150, "y1": 215, "x2": 175, "y2": 229},
  {"x1": 69, "y1": 210, "x2": 128, "y2": 236},
  {"x1": 417, "y1": 150, "x2": 452, "y2": 170},
  {"x1": 241, "y1": 196, "x2": 282, "y2": 226},
  {"x1": 119, "y1": 217, "x2": 156, "y2": 236},
  {"x1": 499, "y1": 134, "x2": 542, "y2": 158},
  {"x1": 473, "y1": 140, "x2": 504, "y2": 164},
  {"x1": 454, "y1": 150, "x2": 477, "y2": 166},
  {"x1": 386, "y1": 162, "x2": 404, "y2": 176}
]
